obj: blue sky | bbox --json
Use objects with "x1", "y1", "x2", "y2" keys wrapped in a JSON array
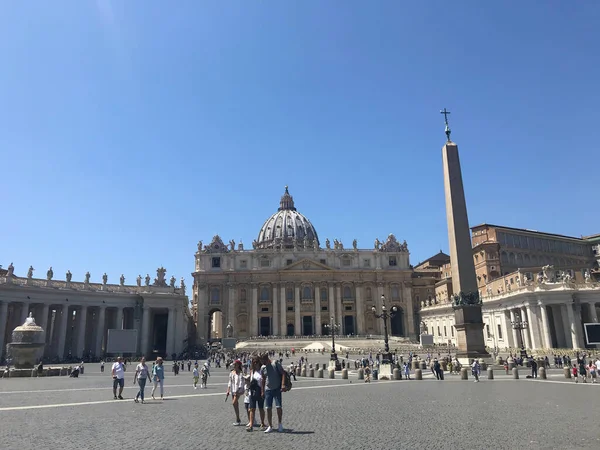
[{"x1": 1, "y1": 1, "x2": 599, "y2": 291}]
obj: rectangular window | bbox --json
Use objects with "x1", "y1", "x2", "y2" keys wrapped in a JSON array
[
  {"x1": 486, "y1": 324, "x2": 491, "y2": 339},
  {"x1": 437, "y1": 326, "x2": 441, "y2": 336},
  {"x1": 286, "y1": 259, "x2": 293, "y2": 266},
  {"x1": 363, "y1": 259, "x2": 371, "y2": 267},
  {"x1": 497, "y1": 323, "x2": 503, "y2": 340},
  {"x1": 342, "y1": 259, "x2": 351, "y2": 267},
  {"x1": 260, "y1": 259, "x2": 270, "y2": 268},
  {"x1": 451, "y1": 326, "x2": 454, "y2": 337},
  {"x1": 211, "y1": 257, "x2": 221, "y2": 268},
  {"x1": 444, "y1": 326, "x2": 447, "y2": 337},
  {"x1": 287, "y1": 306, "x2": 294, "y2": 312},
  {"x1": 321, "y1": 306, "x2": 328, "y2": 311},
  {"x1": 240, "y1": 260, "x2": 247, "y2": 269},
  {"x1": 344, "y1": 305, "x2": 352, "y2": 311},
  {"x1": 261, "y1": 307, "x2": 269, "y2": 312},
  {"x1": 320, "y1": 259, "x2": 327, "y2": 265},
  {"x1": 389, "y1": 256, "x2": 397, "y2": 266},
  {"x1": 286, "y1": 288, "x2": 293, "y2": 301}
]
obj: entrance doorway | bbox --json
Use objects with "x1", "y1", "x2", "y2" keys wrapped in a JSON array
[
  {"x1": 286, "y1": 323, "x2": 295, "y2": 336},
  {"x1": 302, "y1": 316, "x2": 313, "y2": 336},
  {"x1": 152, "y1": 313, "x2": 168, "y2": 356},
  {"x1": 208, "y1": 309, "x2": 223, "y2": 341},
  {"x1": 343, "y1": 316, "x2": 355, "y2": 335},
  {"x1": 390, "y1": 308, "x2": 404, "y2": 336},
  {"x1": 259, "y1": 317, "x2": 271, "y2": 336}
]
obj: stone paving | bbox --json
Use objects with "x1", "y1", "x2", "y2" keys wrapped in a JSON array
[{"x1": 0, "y1": 356, "x2": 599, "y2": 450}]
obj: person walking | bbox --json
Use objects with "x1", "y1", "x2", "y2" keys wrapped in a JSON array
[
  {"x1": 133, "y1": 357, "x2": 152, "y2": 403},
  {"x1": 201, "y1": 362, "x2": 210, "y2": 389},
  {"x1": 260, "y1": 352, "x2": 286, "y2": 433},
  {"x1": 111, "y1": 356, "x2": 126, "y2": 399},
  {"x1": 530, "y1": 358, "x2": 538, "y2": 379},
  {"x1": 151, "y1": 357, "x2": 165, "y2": 400},
  {"x1": 226, "y1": 360, "x2": 245, "y2": 426},
  {"x1": 193, "y1": 363, "x2": 200, "y2": 389},
  {"x1": 471, "y1": 360, "x2": 480, "y2": 382},
  {"x1": 247, "y1": 356, "x2": 266, "y2": 432}
]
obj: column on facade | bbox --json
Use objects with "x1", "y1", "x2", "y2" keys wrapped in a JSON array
[
  {"x1": 197, "y1": 285, "x2": 209, "y2": 343},
  {"x1": 328, "y1": 283, "x2": 335, "y2": 325},
  {"x1": 272, "y1": 283, "x2": 279, "y2": 336},
  {"x1": 509, "y1": 309, "x2": 520, "y2": 348},
  {"x1": 76, "y1": 305, "x2": 88, "y2": 357},
  {"x1": 403, "y1": 282, "x2": 415, "y2": 338},
  {"x1": 537, "y1": 303, "x2": 553, "y2": 349},
  {"x1": 39, "y1": 304, "x2": 50, "y2": 342},
  {"x1": 314, "y1": 284, "x2": 321, "y2": 336},
  {"x1": 228, "y1": 285, "x2": 236, "y2": 336},
  {"x1": 20, "y1": 301, "x2": 30, "y2": 324},
  {"x1": 294, "y1": 285, "x2": 301, "y2": 336},
  {"x1": 280, "y1": 285, "x2": 286, "y2": 337},
  {"x1": 166, "y1": 307, "x2": 175, "y2": 356},
  {"x1": 251, "y1": 285, "x2": 259, "y2": 336},
  {"x1": 571, "y1": 303, "x2": 585, "y2": 349},
  {"x1": 526, "y1": 304, "x2": 542, "y2": 350},
  {"x1": 503, "y1": 310, "x2": 515, "y2": 348},
  {"x1": 564, "y1": 302, "x2": 584, "y2": 349},
  {"x1": 560, "y1": 304, "x2": 574, "y2": 348},
  {"x1": 173, "y1": 307, "x2": 181, "y2": 355},
  {"x1": 95, "y1": 306, "x2": 106, "y2": 356},
  {"x1": 0, "y1": 301, "x2": 8, "y2": 360},
  {"x1": 57, "y1": 305, "x2": 69, "y2": 360},
  {"x1": 355, "y1": 284, "x2": 364, "y2": 335},
  {"x1": 335, "y1": 284, "x2": 343, "y2": 331},
  {"x1": 140, "y1": 306, "x2": 151, "y2": 356},
  {"x1": 588, "y1": 302, "x2": 599, "y2": 323},
  {"x1": 520, "y1": 307, "x2": 532, "y2": 349}
]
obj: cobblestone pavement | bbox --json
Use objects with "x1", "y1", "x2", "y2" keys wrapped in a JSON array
[{"x1": 1, "y1": 360, "x2": 599, "y2": 450}]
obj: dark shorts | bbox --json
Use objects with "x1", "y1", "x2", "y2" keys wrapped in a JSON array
[
  {"x1": 264, "y1": 388, "x2": 282, "y2": 409},
  {"x1": 249, "y1": 396, "x2": 265, "y2": 409},
  {"x1": 113, "y1": 378, "x2": 124, "y2": 389}
]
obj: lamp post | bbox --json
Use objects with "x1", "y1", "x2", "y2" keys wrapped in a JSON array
[
  {"x1": 372, "y1": 295, "x2": 397, "y2": 365},
  {"x1": 324, "y1": 316, "x2": 341, "y2": 370},
  {"x1": 511, "y1": 311, "x2": 528, "y2": 358}
]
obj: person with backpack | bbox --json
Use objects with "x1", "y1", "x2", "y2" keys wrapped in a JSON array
[
  {"x1": 260, "y1": 352, "x2": 287, "y2": 433},
  {"x1": 247, "y1": 356, "x2": 267, "y2": 432}
]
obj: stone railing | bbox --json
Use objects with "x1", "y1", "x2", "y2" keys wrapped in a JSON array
[{"x1": 0, "y1": 276, "x2": 185, "y2": 296}]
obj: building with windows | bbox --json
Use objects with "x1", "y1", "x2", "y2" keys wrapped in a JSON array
[{"x1": 192, "y1": 187, "x2": 425, "y2": 342}]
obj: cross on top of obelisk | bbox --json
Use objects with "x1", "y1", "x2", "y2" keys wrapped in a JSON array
[{"x1": 440, "y1": 108, "x2": 451, "y2": 142}]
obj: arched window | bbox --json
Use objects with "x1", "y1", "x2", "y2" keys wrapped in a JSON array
[
  {"x1": 320, "y1": 288, "x2": 327, "y2": 301},
  {"x1": 210, "y1": 287, "x2": 220, "y2": 304},
  {"x1": 240, "y1": 289, "x2": 247, "y2": 302},
  {"x1": 391, "y1": 285, "x2": 400, "y2": 300},
  {"x1": 343, "y1": 286, "x2": 352, "y2": 299},
  {"x1": 501, "y1": 252, "x2": 508, "y2": 264},
  {"x1": 260, "y1": 287, "x2": 270, "y2": 301},
  {"x1": 303, "y1": 286, "x2": 312, "y2": 299},
  {"x1": 366, "y1": 287, "x2": 372, "y2": 299}
]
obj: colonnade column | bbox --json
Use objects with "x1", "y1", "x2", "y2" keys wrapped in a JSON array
[
  {"x1": 57, "y1": 305, "x2": 69, "y2": 360},
  {"x1": 140, "y1": 306, "x2": 151, "y2": 357},
  {"x1": 526, "y1": 304, "x2": 541, "y2": 350},
  {"x1": 355, "y1": 284, "x2": 364, "y2": 335},
  {"x1": 280, "y1": 285, "x2": 286, "y2": 337},
  {"x1": 228, "y1": 284, "x2": 236, "y2": 335},
  {"x1": 560, "y1": 304, "x2": 574, "y2": 348},
  {"x1": 588, "y1": 303, "x2": 599, "y2": 323},
  {"x1": 502, "y1": 310, "x2": 514, "y2": 348},
  {"x1": 572, "y1": 303, "x2": 585, "y2": 349},
  {"x1": 166, "y1": 307, "x2": 175, "y2": 357},
  {"x1": 335, "y1": 284, "x2": 342, "y2": 331},
  {"x1": 115, "y1": 308, "x2": 123, "y2": 330},
  {"x1": 96, "y1": 306, "x2": 106, "y2": 357},
  {"x1": 294, "y1": 285, "x2": 301, "y2": 336},
  {"x1": 76, "y1": 306, "x2": 88, "y2": 357},
  {"x1": 0, "y1": 301, "x2": 8, "y2": 360},
  {"x1": 314, "y1": 284, "x2": 321, "y2": 336},
  {"x1": 565, "y1": 303, "x2": 584, "y2": 349},
  {"x1": 538, "y1": 303, "x2": 553, "y2": 349},
  {"x1": 20, "y1": 302, "x2": 30, "y2": 324},
  {"x1": 272, "y1": 284, "x2": 279, "y2": 336},
  {"x1": 251, "y1": 285, "x2": 259, "y2": 336},
  {"x1": 509, "y1": 309, "x2": 519, "y2": 348},
  {"x1": 39, "y1": 304, "x2": 50, "y2": 341},
  {"x1": 520, "y1": 307, "x2": 532, "y2": 349}
]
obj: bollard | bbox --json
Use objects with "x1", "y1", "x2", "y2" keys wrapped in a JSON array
[
  {"x1": 478, "y1": 359, "x2": 487, "y2": 371},
  {"x1": 309, "y1": 363, "x2": 313, "y2": 369},
  {"x1": 373, "y1": 369, "x2": 378, "y2": 380},
  {"x1": 415, "y1": 368, "x2": 422, "y2": 380},
  {"x1": 564, "y1": 367, "x2": 571, "y2": 379},
  {"x1": 328, "y1": 369, "x2": 335, "y2": 379},
  {"x1": 317, "y1": 368, "x2": 324, "y2": 378},
  {"x1": 301, "y1": 366, "x2": 307, "y2": 377},
  {"x1": 309, "y1": 368, "x2": 314, "y2": 378},
  {"x1": 393, "y1": 368, "x2": 401, "y2": 380},
  {"x1": 342, "y1": 368, "x2": 348, "y2": 379},
  {"x1": 507, "y1": 357, "x2": 515, "y2": 370},
  {"x1": 314, "y1": 363, "x2": 319, "y2": 371},
  {"x1": 419, "y1": 361, "x2": 427, "y2": 370},
  {"x1": 460, "y1": 367, "x2": 469, "y2": 380},
  {"x1": 512, "y1": 367, "x2": 519, "y2": 379},
  {"x1": 411, "y1": 360, "x2": 419, "y2": 370},
  {"x1": 296, "y1": 366, "x2": 301, "y2": 377},
  {"x1": 539, "y1": 367, "x2": 546, "y2": 379},
  {"x1": 487, "y1": 367, "x2": 494, "y2": 380},
  {"x1": 357, "y1": 368, "x2": 364, "y2": 380}
]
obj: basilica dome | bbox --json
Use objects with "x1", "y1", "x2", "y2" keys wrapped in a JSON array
[{"x1": 255, "y1": 187, "x2": 320, "y2": 250}]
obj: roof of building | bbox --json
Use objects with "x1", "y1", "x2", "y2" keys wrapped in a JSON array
[
  {"x1": 414, "y1": 251, "x2": 450, "y2": 269},
  {"x1": 255, "y1": 186, "x2": 320, "y2": 250},
  {"x1": 470, "y1": 223, "x2": 593, "y2": 242}
]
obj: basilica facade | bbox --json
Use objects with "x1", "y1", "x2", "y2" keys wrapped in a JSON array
[{"x1": 192, "y1": 187, "x2": 422, "y2": 342}]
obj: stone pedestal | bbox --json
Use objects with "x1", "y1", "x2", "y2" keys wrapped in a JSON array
[
  {"x1": 414, "y1": 368, "x2": 422, "y2": 380},
  {"x1": 341, "y1": 369, "x2": 348, "y2": 379},
  {"x1": 453, "y1": 305, "x2": 490, "y2": 364},
  {"x1": 460, "y1": 367, "x2": 469, "y2": 380},
  {"x1": 539, "y1": 367, "x2": 547, "y2": 379},
  {"x1": 393, "y1": 368, "x2": 401, "y2": 380},
  {"x1": 512, "y1": 367, "x2": 519, "y2": 379},
  {"x1": 301, "y1": 366, "x2": 307, "y2": 377},
  {"x1": 309, "y1": 368, "x2": 314, "y2": 377},
  {"x1": 487, "y1": 367, "x2": 494, "y2": 380},
  {"x1": 328, "y1": 369, "x2": 335, "y2": 379},
  {"x1": 378, "y1": 363, "x2": 392, "y2": 380}
]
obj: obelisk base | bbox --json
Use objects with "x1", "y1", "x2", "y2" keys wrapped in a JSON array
[{"x1": 453, "y1": 304, "x2": 490, "y2": 365}]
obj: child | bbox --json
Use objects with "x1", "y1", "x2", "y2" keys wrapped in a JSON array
[
  {"x1": 364, "y1": 365, "x2": 371, "y2": 383},
  {"x1": 201, "y1": 363, "x2": 210, "y2": 389},
  {"x1": 572, "y1": 364, "x2": 578, "y2": 383},
  {"x1": 192, "y1": 363, "x2": 199, "y2": 389},
  {"x1": 243, "y1": 375, "x2": 251, "y2": 426}
]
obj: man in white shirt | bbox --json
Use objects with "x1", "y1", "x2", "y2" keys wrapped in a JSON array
[{"x1": 112, "y1": 356, "x2": 126, "y2": 400}]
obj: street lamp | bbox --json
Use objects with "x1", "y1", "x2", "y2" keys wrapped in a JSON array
[
  {"x1": 510, "y1": 311, "x2": 528, "y2": 358},
  {"x1": 372, "y1": 295, "x2": 397, "y2": 365},
  {"x1": 324, "y1": 316, "x2": 341, "y2": 370}
]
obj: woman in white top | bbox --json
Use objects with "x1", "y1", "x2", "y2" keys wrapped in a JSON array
[
  {"x1": 134, "y1": 357, "x2": 152, "y2": 403},
  {"x1": 246, "y1": 356, "x2": 266, "y2": 432},
  {"x1": 226, "y1": 360, "x2": 245, "y2": 426}
]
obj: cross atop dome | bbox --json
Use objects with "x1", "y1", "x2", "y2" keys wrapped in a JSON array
[{"x1": 278, "y1": 185, "x2": 296, "y2": 211}]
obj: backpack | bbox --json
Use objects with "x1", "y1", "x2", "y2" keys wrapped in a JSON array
[{"x1": 276, "y1": 361, "x2": 292, "y2": 391}]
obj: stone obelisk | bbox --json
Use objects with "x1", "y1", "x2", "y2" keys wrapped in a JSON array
[{"x1": 440, "y1": 109, "x2": 489, "y2": 362}]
